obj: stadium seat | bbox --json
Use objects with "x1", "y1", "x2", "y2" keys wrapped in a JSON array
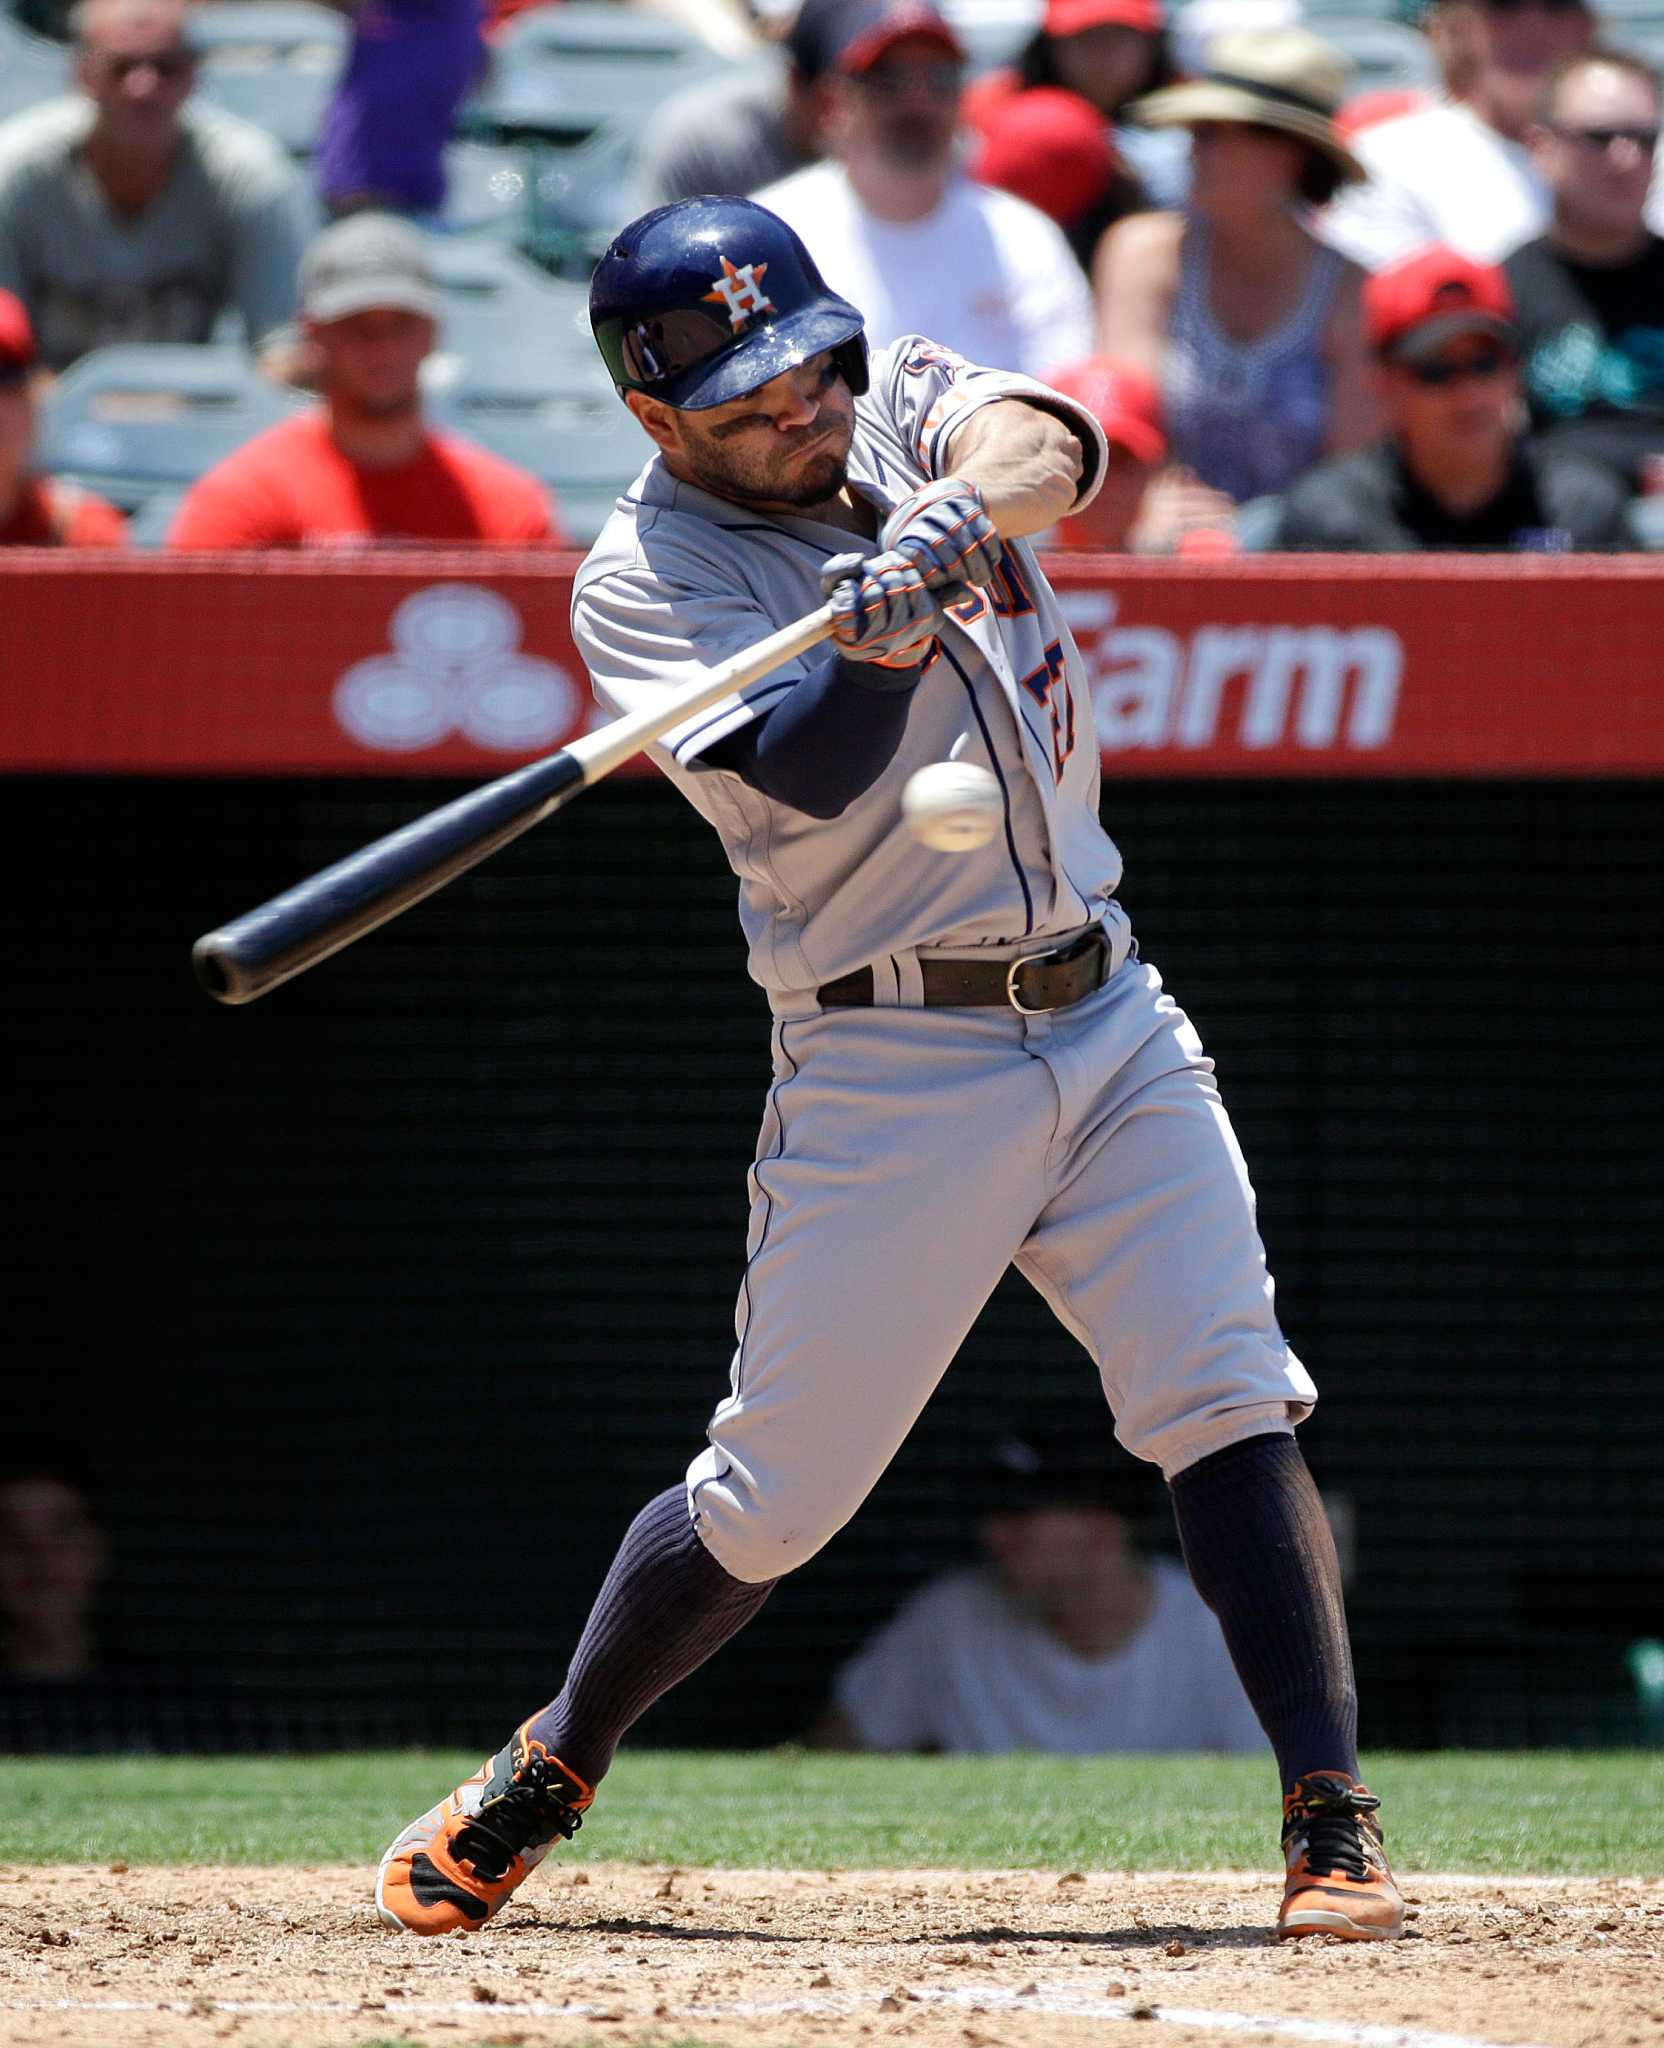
[
  {"x1": 125, "y1": 487, "x2": 189, "y2": 549},
  {"x1": 427, "y1": 364, "x2": 654, "y2": 544},
  {"x1": 424, "y1": 237, "x2": 593, "y2": 382},
  {"x1": 0, "y1": 11, "x2": 68, "y2": 123},
  {"x1": 36, "y1": 344, "x2": 307, "y2": 511},
  {"x1": 1310, "y1": 16, "x2": 1439, "y2": 94},
  {"x1": 1627, "y1": 494, "x2": 1664, "y2": 550},
  {"x1": 464, "y1": 2, "x2": 726, "y2": 144},
  {"x1": 187, "y1": 1, "x2": 347, "y2": 156},
  {"x1": 439, "y1": 139, "x2": 532, "y2": 240},
  {"x1": 521, "y1": 118, "x2": 639, "y2": 282}
]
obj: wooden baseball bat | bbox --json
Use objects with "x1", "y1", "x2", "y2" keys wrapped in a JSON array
[{"x1": 192, "y1": 602, "x2": 836, "y2": 1006}]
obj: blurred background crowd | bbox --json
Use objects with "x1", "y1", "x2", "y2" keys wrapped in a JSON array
[{"x1": 2, "y1": 0, "x2": 1663, "y2": 552}]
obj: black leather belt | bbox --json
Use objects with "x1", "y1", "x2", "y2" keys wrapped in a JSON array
[{"x1": 818, "y1": 928, "x2": 1112, "y2": 1014}]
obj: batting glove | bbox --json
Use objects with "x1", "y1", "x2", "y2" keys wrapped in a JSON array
[
  {"x1": 819, "y1": 548, "x2": 946, "y2": 671},
  {"x1": 879, "y1": 476, "x2": 1002, "y2": 592}
]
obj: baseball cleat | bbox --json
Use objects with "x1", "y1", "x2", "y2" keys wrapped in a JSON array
[
  {"x1": 1276, "y1": 1770, "x2": 1405, "y2": 1942},
  {"x1": 375, "y1": 1722, "x2": 593, "y2": 1936}
]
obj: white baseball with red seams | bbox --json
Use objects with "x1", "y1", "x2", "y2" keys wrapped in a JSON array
[{"x1": 902, "y1": 761, "x2": 1002, "y2": 851}]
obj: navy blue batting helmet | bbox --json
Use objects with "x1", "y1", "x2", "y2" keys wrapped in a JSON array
[{"x1": 589, "y1": 196, "x2": 869, "y2": 412}]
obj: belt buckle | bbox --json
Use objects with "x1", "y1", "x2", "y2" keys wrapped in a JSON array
[
  {"x1": 1004, "y1": 931, "x2": 1104, "y2": 1015},
  {"x1": 1005, "y1": 939, "x2": 1070, "y2": 1015}
]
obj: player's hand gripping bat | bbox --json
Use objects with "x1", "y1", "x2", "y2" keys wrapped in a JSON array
[{"x1": 192, "y1": 603, "x2": 836, "y2": 1005}]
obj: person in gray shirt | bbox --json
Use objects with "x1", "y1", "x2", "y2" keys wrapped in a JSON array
[
  {"x1": 0, "y1": 0, "x2": 310, "y2": 375},
  {"x1": 630, "y1": 0, "x2": 855, "y2": 209}
]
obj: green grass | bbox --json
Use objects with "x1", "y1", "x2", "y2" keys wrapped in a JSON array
[{"x1": 4, "y1": 1749, "x2": 1660, "y2": 1875}]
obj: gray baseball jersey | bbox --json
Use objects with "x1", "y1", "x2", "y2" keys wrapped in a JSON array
[
  {"x1": 571, "y1": 336, "x2": 1317, "y2": 1582},
  {"x1": 573, "y1": 336, "x2": 1129, "y2": 1016}
]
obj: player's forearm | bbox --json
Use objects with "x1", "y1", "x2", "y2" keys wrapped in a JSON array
[
  {"x1": 944, "y1": 401, "x2": 1087, "y2": 539},
  {"x1": 704, "y1": 648, "x2": 924, "y2": 818}
]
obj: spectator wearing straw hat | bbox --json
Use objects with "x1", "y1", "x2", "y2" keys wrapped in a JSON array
[
  {"x1": 1093, "y1": 28, "x2": 1379, "y2": 509},
  {"x1": 1273, "y1": 245, "x2": 1631, "y2": 549}
]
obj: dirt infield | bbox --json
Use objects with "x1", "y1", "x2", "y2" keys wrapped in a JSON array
[{"x1": 4, "y1": 1863, "x2": 1661, "y2": 2048}]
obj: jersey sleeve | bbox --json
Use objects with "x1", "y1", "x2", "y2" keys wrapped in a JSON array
[
  {"x1": 870, "y1": 334, "x2": 1109, "y2": 514},
  {"x1": 572, "y1": 544, "x2": 825, "y2": 768}
]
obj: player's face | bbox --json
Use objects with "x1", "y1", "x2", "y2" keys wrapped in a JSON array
[
  {"x1": 643, "y1": 352, "x2": 858, "y2": 514},
  {"x1": 309, "y1": 308, "x2": 435, "y2": 419}
]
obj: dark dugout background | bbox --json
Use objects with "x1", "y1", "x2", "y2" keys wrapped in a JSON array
[{"x1": 10, "y1": 772, "x2": 1662, "y2": 1752}]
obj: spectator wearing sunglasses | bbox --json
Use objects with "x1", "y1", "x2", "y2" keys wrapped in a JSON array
[
  {"x1": 752, "y1": 0, "x2": 1094, "y2": 378},
  {"x1": 1324, "y1": 0, "x2": 1664, "y2": 271},
  {"x1": 1504, "y1": 49, "x2": 1664, "y2": 491},
  {"x1": 1273, "y1": 245, "x2": 1631, "y2": 548},
  {"x1": 0, "y1": 0, "x2": 309, "y2": 376}
]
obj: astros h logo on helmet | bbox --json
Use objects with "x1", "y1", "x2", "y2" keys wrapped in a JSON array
[{"x1": 704, "y1": 255, "x2": 775, "y2": 331}]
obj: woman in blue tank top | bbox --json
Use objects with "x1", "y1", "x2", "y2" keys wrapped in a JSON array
[{"x1": 1091, "y1": 28, "x2": 1378, "y2": 526}]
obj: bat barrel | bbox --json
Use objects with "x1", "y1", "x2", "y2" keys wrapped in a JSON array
[{"x1": 192, "y1": 747, "x2": 586, "y2": 1004}]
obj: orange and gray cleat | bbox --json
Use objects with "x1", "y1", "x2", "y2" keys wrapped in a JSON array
[
  {"x1": 1276, "y1": 1770, "x2": 1405, "y2": 1942},
  {"x1": 375, "y1": 1723, "x2": 594, "y2": 1936}
]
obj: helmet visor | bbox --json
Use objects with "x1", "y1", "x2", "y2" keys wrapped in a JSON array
[{"x1": 654, "y1": 300, "x2": 867, "y2": 411}]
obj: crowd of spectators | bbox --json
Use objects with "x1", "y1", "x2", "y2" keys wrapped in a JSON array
[{"x1": 0, "y1": 0, "x2": 1660, "y2": 551}]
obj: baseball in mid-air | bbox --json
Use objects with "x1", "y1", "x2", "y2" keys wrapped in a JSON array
[{"x1": 902, "y1": 761, "x2": 1002, "y2": 852}]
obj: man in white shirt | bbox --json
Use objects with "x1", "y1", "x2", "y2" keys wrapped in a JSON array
[
  {"x1": 1323, "y1": 0, "x2": 1664, "y2": 269},
  {"x1": 753, "y1": 0, "x2": 1095, "y2": 379},
  {"x1": 812, "y1": 1411, "x2": 1268, "y2": 1755}
]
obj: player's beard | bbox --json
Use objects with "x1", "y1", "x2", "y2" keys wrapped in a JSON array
[{"x1": 679, "y1": 426, "x2": 852, "y2": 515}]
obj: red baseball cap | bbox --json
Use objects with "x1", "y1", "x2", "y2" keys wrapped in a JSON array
[
  {"x1": 1365, "y1": 247, "x2": 1516, "y2": 364},
  {"x1": 971, "y1": 87, "x2": 1120, "y2": 225},
  {"x1": 1047, "y1": 354, "x2": 1165, "y2": 465},
  {"x1": 0, "y1": 288, "x2": 35, "y2": 371},
  {"x1": 828, "y1": 0, "x2": 964, "y2": 75},
  {"x1": 1046, "y1": 0, "x2": 1164, "y2": 36}
]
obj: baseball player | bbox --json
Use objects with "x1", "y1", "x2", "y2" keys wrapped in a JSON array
[{"x1": 375, "y1": 197, "x2": 1403, "y2": 1946}]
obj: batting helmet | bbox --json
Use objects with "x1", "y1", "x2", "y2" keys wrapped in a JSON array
[{"x1": 589, "y1": 196, "x2": 869, "y2": 412}]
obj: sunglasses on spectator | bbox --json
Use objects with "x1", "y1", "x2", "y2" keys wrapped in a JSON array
[
  {"x1": 1552, "y1": 123, "x2": 1659, "y2": 152},
  {"x1": 1405, "y1": 344, "x2": 1513, "y2": 387},
  {"x1": 855, "y1": 60, "x2": 962, "y2": 98},
  {"x1": 92, "y1": 49, "x2": 195, "y2": 79}
]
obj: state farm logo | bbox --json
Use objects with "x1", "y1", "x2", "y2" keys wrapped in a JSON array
[
  {"x1": 333, "y1": 586, "x2": 579, "y2": 754},
  {"x1": 1059, "y1": 594, "x2": 1402, "y2": 752}
]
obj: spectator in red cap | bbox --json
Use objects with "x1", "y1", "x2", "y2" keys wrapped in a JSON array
[
  {"x1": 0, "y1": 291, "x2": 127, "y2": 546},
  {"x1": 754, "y1": 0, "x2": 1095, "y2": 377},
  {"x1": 1273, "y1": 245, "x2": 1631, "y2": 548},
  {"x1": 1045, "y1": 354, "x2": 1166, "y2": 546},
  {"x1": 965, "y1": 0, "x2": 1187, "y2": 213},
  {"x1": 969, "y1": 85, "x2": 1148, "y2": 270},
  {"x1": 1095, "y1": 30, "x2": 1378, "y2": 508}
]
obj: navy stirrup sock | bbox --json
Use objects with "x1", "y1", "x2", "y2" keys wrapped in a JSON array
[
  {"x1": 1167, "y1": 1432, "x2": 1359, "y2": 1793},
  {"x1": 525, "y1": 1486, "x2": 777, "y2": 1790}
]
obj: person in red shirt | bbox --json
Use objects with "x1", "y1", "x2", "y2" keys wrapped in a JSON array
[
  {"x1": 0, "y1": 290, "x2": 128, "y2": 547},
  {"x1": 168, "y1": 213, "x2": 564, "y2": 549}
]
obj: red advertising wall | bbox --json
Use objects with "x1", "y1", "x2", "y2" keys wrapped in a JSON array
[{"x1": 2, "y1": 551, "x2": 1661, "y2": 777}]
